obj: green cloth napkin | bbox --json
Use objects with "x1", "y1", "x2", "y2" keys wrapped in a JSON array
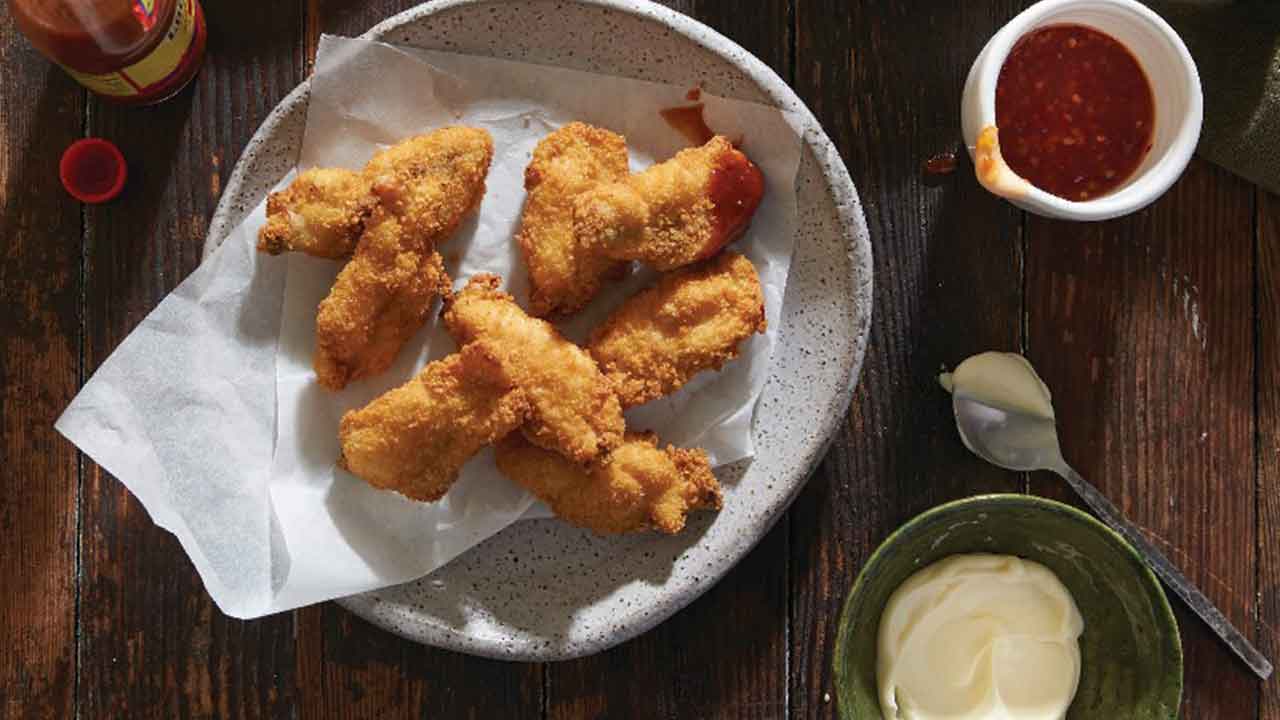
[{"x1": 1149, "y1": 1, "x2": 1280, "y2": 195}]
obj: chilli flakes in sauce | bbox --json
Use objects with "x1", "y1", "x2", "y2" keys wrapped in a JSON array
[{"x1": 995, "y1": 24, "x2": 1155, "y2": 201}]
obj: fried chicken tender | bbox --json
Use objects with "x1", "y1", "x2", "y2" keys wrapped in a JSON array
[
  {"x1": 315, "y1": 127, "x2": 494, "y2": 390},
  {"x1": 495, "y1": 432, "x2": 722, "y2": 534},
  {"x1": 589, "y1": 251, "x2": 766, "y2": 407},
  {"x1": 338, "y1": 341, "x2": 531, "y2": 502},
  {"x1": 359, "y1": 129, "x2": 492, "y2": 239},
  {"x1": 442, "y1": 274, "x2": 624, "y2": 464},
  {"x1": 573, "y1": 135, "x2": 764, "y2": 271},
  {"x1": 258, "y1": 168, "x2": 375, "y2": 258},
  {"x1": 517, "y1": 122, "x2": 630, "y2": 317}
]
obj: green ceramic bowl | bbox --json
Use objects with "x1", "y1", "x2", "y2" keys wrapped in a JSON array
[{"x1": 833, "y1": 494, "x2": 1182, "y2": 719}]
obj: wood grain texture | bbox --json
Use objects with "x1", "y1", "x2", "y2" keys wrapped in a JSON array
[
  {"x1": 2, "y1": 1, "x2": 1274, "y2": 718},
  {"x1": 1025, "y1": 159, "x2": 1259, "y2": 718},
  {"x1": 546, "y1": 525, "x2": 789, "y2": 720},
  {"x1": 1258, "y1": 189, "x2": 1279, "y2": 720},
  {"x1": 295, "y1": 604, "x2": 543, "y2": 719},
  {"x1": 75, "y1": 2, "x2": 307, "y2": 718},
  {"x1": 305, "y1": 0, "x2": 423, "y2": 65},
  {"x1": 0, "y1": 11, "x2": 84, "y2": 720},
  {"x1": 788, "y1": 2, "x2": 1029, "y2": 717},
  {"x1": 545, "y1": 2, "x2": 792, "y2": 718}
]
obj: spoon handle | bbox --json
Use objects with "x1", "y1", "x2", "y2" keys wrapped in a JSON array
[{"x1": 1054, "y1": 462, "x2": 1273, "y2": 679}]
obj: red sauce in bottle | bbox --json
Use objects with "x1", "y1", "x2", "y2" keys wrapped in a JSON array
[
  {"x1": 9, "y1": 0, "x2": 206, "y2": 104},
  {"x1": 995, "y1": 24, "x2": 1154, "y2": 201}
]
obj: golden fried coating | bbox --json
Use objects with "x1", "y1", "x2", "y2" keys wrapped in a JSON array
[
  {"x1": 314, "y1": 220, "x2": 453, "y2": 390},
  {"x1": 494, "y1": 432, "x2": 722, "y2": 534},
  {"x1": 517, "y1": 122, "x2": 630, "y2": 317},
  {"x1": 442, "y1": 274, "x2": 624, "y2": 464},
  {"x1": 361, "y1": 128, "x2": 493, "y2": 239},
  {"x1": 338, "y1": 341, "x2": 531, "y2": 502},
  {"x1": 573, "y1": 135, "x2": 764, "y2": 271},
  {"x1": 315, "y1": 127, "x2": 494, "y2": 390},
  {"x1": 257, "y1": 168, "x2": 375, "y2": 258},
  {"x1": 589, "y1": 251, "x2": 766, "y2": 407}
]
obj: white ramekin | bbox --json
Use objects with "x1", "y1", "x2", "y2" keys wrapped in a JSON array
[{"x1": 961, "y1": 0, "x2": 1202, "y2": 221}]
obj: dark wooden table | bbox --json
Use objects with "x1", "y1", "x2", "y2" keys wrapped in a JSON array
[{"x1": 3, "y1": 1, "x2": 1277, "y2": 717}]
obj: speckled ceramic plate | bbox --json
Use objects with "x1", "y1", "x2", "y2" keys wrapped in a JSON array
[{"x1": 207, "y1": 0, "x2": 872, "y2": 660}]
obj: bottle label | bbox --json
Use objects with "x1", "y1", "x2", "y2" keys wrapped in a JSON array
[{"x1": 61, "y1": 0, "x2": 203, "y2": 99}]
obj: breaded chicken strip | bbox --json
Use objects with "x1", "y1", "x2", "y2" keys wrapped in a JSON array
[
  {"x1": 257, "y1": 168, "x2": 375, "y2": 258},
  {"x1": 442, "y1": 274, "x2": 624, "y2": 464},
  {"x1": 589, "y1": 251, "x2": 766, "y2": 407},
  {"x1": 573, "y1": 135, "x2": 764, "y2": 271},
  {"x1": 360, "y1": 129, "x2": 492, "y2": 239},
  {"x1": 517, "y1": 122, "x2": 630, "y2": 317},
  {"x1": 315, "y1": 127, "x2": 494, "y2": 390},
  {"x1": 495, "y1": 432, "x2": 722, "y2": 534},
  {"x1": 314, "y1": 216, "x2": 453, "y2": 390},
  {"x1": 338, "y1": 341, "x2": 531, "y2": 502}
]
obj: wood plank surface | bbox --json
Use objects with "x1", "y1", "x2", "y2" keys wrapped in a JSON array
[
  {"x1": 0, "y1": 11, "x2": 84, "y2": 720},
  {"x1": 788, "y1": 2, "x2": 1029, "y2": 717},
  {"x1": 1025, "y1": 159, "x2": 1259, "y2": 717},
  {"x1": 1258, "y1": 189, "x2": 1279, "y2": 720},
  {"x1": 545, "y1": 536, "x2": 789, "y2": 719},
  {"x1": 75, "y1": 2, "x2": 307, "y2": 717},
  {"x1": 1, "y1": 1, "x2": 1275, "y2": 718},
  {"x1": 295, "y1": 604, "x2": 543, "y2": 719}
]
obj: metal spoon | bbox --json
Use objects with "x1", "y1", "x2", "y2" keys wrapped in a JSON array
[{"x1": 952, "y1": 390, "x2": 1273, "y2": 680}]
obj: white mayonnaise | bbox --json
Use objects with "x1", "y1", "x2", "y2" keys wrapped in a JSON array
[
  {"x1": 939, "y1": 352, "x2": 1055, "y2": 420},
  {"x1": 876, "y1": 554, "x2": 1084, "y2": 720}
]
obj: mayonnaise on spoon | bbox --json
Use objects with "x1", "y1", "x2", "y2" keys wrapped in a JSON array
[
  {"x1": 938, "y1": 350, "x2": 1274, "y2": 679},
  {"x1": 939, "y1": 351, "x2": 1054, "y2": 420}
]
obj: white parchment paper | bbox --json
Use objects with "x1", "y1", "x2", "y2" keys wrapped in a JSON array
[{"x1": 56, "y1": 35, "x2": 803, "y2": 618}]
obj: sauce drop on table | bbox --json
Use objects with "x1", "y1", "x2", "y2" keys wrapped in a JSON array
[
  {"x1": 995, "y1": 24, "x2": 1154, "y2": 201},
  {"x1": 923, "y1": 152, "x2": 958, "y2": 176}
]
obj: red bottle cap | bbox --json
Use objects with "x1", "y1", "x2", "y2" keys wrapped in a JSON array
[{"x1": 60, "y1": 138, "x2": 127, "y2": 203}]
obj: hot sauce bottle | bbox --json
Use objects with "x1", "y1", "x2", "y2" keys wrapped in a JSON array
[{"x1": 9, "y1": 0, "x2": 206, "y2": 105}]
